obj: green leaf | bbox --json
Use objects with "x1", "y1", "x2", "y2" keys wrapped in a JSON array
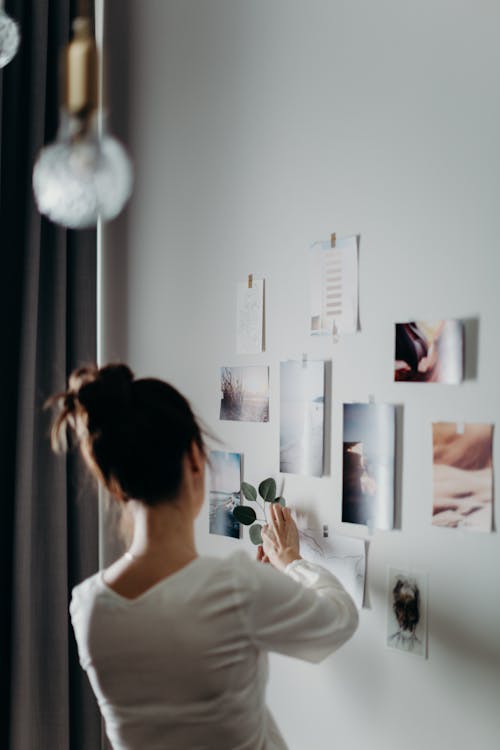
[
  {"x1": 241, "y1": 482, "x2": 257, "y2": 502},
  {"x1": 233, "y1": 505, "x2": 257, "y2": 526},
  {"x1": 275, "y1": 496, "x2": 286, "y2": 506},
  {"x1": 249, "y1": 524, "x2": 263, "y2": 545},
  {"x1": 258, "y1": 478, "x2": 276, "y2": 502}
]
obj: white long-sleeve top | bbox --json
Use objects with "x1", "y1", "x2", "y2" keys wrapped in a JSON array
[{"x1": 70, "y1": 551, "x2": 359, "y2": 750}]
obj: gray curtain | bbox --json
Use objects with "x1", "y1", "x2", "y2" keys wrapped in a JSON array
[{"x1": 0, "y1": 1, "x2": 101, "y2": 748}]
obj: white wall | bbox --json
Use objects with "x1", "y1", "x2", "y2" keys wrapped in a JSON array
[{"x1": 102, "y1": 2, "x2": 500, "y2": 748}]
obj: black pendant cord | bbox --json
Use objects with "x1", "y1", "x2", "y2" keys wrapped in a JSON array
[
  {"x1": 77, "y1": 0, "x2": 91, "y2": 17},
  {"x1": 73, "y1": 0, "x2": 94, "y2": 32}
]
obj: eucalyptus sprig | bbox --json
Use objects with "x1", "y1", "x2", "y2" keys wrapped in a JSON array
[{"x1": 233, "y1": 478, "x2": 286, "y2": 545}]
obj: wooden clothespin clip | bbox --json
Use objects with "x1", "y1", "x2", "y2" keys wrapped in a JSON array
[
  {"x1": 248, "y1": 274, "x2": 253, "y2": 289},
  {"x1": 331, "y1": 233, "x2": 337, "y2": 248},
  {"x1": 302, "y1": 352, "x2": 308, "y2": 369}
]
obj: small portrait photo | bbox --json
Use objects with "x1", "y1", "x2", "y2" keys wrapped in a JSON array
[
  {"x1": 342, "y1": 403, "x2": 396, "y2": 531},
  {"x1": 208, "y1": 451, "x2": 242, "y2": 539},
  {"x1": 394, "y1": 319, "x2": 464, "y2": 383},
  {"x1": 432, "y1": 422, "x2": 494, "y2": 532},
  {"x1": 219, "y1": 366, "x2": 270, "y2": 422},
  {"x1": 387, "y1": 568, "x2": 428, "y2": 658}
]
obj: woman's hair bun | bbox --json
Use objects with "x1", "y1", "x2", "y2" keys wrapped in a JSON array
[
  {"x1": 49, "y1": 361, "x2": 205, "y2": 505},
  {"x1": 94, "y1": 363, "x2": 134, "y2": 393},
  {"x1": 77, "y1": 364, "x2": 134, "y2": 433}
]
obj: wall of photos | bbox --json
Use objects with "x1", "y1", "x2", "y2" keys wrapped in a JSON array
[{"x1": 102, "y1": 1, "x2": 500, "y2": 748}]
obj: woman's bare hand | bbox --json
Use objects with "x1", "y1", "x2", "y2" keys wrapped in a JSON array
[{"x1": 261, "y1": 504, "x2": 302, "y2": 572}]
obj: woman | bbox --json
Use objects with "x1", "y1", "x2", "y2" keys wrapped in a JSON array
[{"x1": 50, "y1": 363, "x2": 358, "y2": 750}]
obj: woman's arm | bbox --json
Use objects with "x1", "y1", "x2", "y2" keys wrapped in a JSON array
[{"x1": 235, "y1": 505, "x2": 359, "y2": 663}]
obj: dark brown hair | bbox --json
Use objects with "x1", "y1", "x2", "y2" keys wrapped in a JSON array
[{"x1": 49, "y1": 363, "x2": 205, "y2": 505}]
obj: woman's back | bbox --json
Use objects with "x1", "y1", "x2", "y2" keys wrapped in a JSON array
[{"x1": 71, "y1": 551, "x2": 358, "y2": 750}]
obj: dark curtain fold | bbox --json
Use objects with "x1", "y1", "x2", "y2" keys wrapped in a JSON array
[{"x1": 0, "y1": 1, "x2": 101, "y2": 748}]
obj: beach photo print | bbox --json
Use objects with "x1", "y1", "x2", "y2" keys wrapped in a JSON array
[
  {"x1": 342, "y1": 403, "x2": 396, "y2": 531},
  {"x1": 208, "y1": 450, "x2": 242, "y2": 539},
  {"x1": 219, "y1": 366, "x2": 270, "y2": 423},
  {"x1": 280, "y1": 359, "x2": 325, "y2": 477}
]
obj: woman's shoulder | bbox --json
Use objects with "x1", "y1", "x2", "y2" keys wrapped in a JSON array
[
  {"x1": 72, "y1": 571, "x2": 101, "y2": 597},
  {"x1": 182, "y1": 550, "x2": 276, "y2": 600},
  {"x1": 196, "y1": 550, "x2": 256, "y2": 585},
  {"x1": 219, "y1": 549, "x2": 291, "y2": 598},
  {"x1": 215, "y1": 549, "x2": 270, "y2": 580},
  {"x1": 70, "y1": 571, "x2": 102, "y2": 610}
]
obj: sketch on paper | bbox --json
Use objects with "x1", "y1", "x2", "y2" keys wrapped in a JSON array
[
  {"x1": 220, "y1": 366, "x2": 269, "y2": 422},
  {"x1": 236, "y1": 279, "x2": 264, "y2": 354},
  {"x1": 387, "y1": 568, "x2": 428, "y2": 658},
  {"x1": 342, "y1": 403, "x2": 396, "y2": 530},
  {"x1": 310, "y1": 235, "x2": 358, "y2": 336},
  {"x1": 394, "y1": 320, "x2": 464, "y2": 383},
  {"x1": 432, "y1": 422, "x2": 493, "y2": 532},
  {"x1": 299, "y1": 526, "x2": 366, "y2": 608},
  {"x1": 208, "y1": 450, "x2": 242, "y2": 539},
  {"x1": 280, "y1": 360, "x2": 325, "y2": 477}
]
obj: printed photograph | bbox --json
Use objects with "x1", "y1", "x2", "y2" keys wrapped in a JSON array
[
  {"x1": 280, "y1": 360, "x2": 325, "y2": 477},
  {"x1": 387, "y1": 568, "x2": 428, "y2": 658},
  {"x1": 236, "y1": 279, "x2": 264, "y2": 354},
  {"x1": 394, "y1": 319, "x2": 464, "y2": 383},
  {"x1": 342, "y1": 403, "x2": 396, "y2": 530},
  {"x1": 299, "y1": 527, "x2": 366, "y2": 609},
  {"x1": 432, "y1": 422, "x2": 494, "y2": 532},
  {"x1": 310, "y1": 235, "x2": 358, "y2": 336},
  {"x1": 208, "y1": 450, "x2": 242, "y2": 539},
  {"x1": 219, "y1": 366, "x2": 269, "y2": 422}
]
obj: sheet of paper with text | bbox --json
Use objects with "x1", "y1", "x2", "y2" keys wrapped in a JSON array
[{"x1": 310, "y1": 236, "x2": 358, "y2": 336}]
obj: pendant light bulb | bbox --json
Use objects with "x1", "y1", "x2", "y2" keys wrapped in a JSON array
[
  {"x1": 33, "y1": 112, "x2": 133, "y2": 229},
  {"x1": 32, "y1": 17, "x2": 133, "y2": 229},
  {"x1": 0, "y1": 5, "x2": 20, "y2": 68}
]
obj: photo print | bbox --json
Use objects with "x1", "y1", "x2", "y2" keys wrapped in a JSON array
[
  {"x1": 299, "y1": 526, "x2": 366, "y2": 609},
  {"x1": 280, "y1": 360, "x2": 325, "y2": 477},
  {"x1": 432, "y1": 422, "x2": 494, "y2": 532},
  {"x1": 236, "y1": 278, "x2": 264, "y2": 354},
  {"x1": 387, "y1": 568, "x2": 428, "y2": 658},
  {"x1": 208, "y1": 450, "x2": 242, "y2": 539},
  {"x1": 394, "y1": 319, "x2": 464, "y2": 383},
  {"x1": 342, "y1": 403, "x2": 396, "y2": 530},
  {"x1": 310, "y1": 235, "x2": 358, "y2": 336},
  {"x1": 219, "y1": 366, "x2": 269, "y2": 422}
]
